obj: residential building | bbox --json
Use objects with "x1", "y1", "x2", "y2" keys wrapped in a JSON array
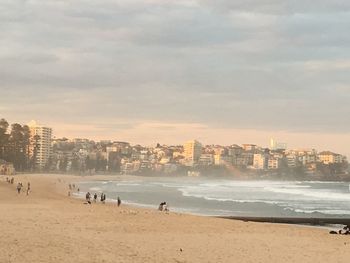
[
  {"x1": 28, "y1": 120, "x2": 53, "y2": 169},
  {"x1": 318, "y1": 151, "x2": 343, "y2": 164},
  {"x1": 253, "y1": 154, "x2": 268, "y2": 170},
  {"x1": 183, "y1": 140, "x2": 202, "y2": 166},
  {"x1": 270, "y1": 138, "x2": 287, "y2": 150}
]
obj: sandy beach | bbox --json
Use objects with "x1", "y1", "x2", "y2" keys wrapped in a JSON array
[{"x1": 0, "y1": 174, "x2": 350, "y2": 263}]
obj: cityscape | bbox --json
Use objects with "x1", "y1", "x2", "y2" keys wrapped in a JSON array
[{"x1": 1, "y1": 118, "x2": 348, "y2": 180}]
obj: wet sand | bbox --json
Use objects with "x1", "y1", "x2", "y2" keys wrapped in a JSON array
[{"x1": 0, "y1": 174, "x2": 349, "y2": 263}]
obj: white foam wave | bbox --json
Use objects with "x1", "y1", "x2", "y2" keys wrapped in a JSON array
[{"x1": 263, "y1": 186, "x2": 350, "y2": 201}]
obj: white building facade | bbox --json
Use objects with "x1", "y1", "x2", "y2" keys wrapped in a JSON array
[{"x1": 28, "y1": 120, "x2": 53, "y2": 169}]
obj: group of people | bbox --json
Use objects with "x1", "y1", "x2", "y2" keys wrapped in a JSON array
[
  {"x1": 5, "y1": 177, "x2": 14, "y2": 184},
  {"x1": 16, "y1": 182, "x2": 31, "y2": 195},
  {"x1": 83, "y1": 191, "x2": 121, "y2": 207},
  {"x1": 330, "y1": 225, "x2": 350, "y2": 235},
  {"x1": 67, "y1": 184, "x2": 80, "y2": 196},
  {"x1": 5, "y1": 177, "x2": 31, "y2": 195}
]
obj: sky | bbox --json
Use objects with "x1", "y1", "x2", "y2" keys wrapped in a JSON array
[{"x1": 0, "y1": 0, "x2": 350, "y2": 156}]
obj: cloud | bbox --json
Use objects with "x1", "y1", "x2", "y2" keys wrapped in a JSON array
[{"x1": 1, "y1": 0, "x2": 350, "y2": 155}]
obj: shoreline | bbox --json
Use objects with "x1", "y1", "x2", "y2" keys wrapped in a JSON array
[{"x1": 219, "y1": 216, "x2": 350, "y2": 227}]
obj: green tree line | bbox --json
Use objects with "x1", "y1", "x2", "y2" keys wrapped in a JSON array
[{"x1": 0, "y1": 118, "x2": 40, "y2": 171}]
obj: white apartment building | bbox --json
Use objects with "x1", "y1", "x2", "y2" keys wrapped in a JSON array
[
  {"x1": 28, "y1": 120, "x2": 53, "y2": 169},
  {"x1": 270, "y1": 138, "x2": 287, "y2": 150},
  {"x1": 318, "y1": 151, "x2": 343, "y2": 164},
  {"x1": 183, "y1": 140, "x2": 202, "y2": 166},
  {"x1": 253, "y1": 154, "x2": 268, "y2": 170}
]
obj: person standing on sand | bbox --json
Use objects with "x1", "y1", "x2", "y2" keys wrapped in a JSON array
[
  {"x1": 86, "y1": 192, "x2": 91, "y2": 204},
  {"x1": 16, "y1": 183, "x2": 22, "y2": 194},
  {"x1": 93, "y1": 193, "x2": 97, "y2": 203},
  {"x1": 26, "y1": 182, "x2": 31, "y2": 196},
  {"x1": 100, "y1": 193, "x2": 106, "y2": 203},
  {"x1": 117, "y1": 196, "x2": 121, "y2": 207}
]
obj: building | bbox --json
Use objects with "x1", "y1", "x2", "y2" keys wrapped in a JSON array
[
  {"x1": 253, "y1": 154, "x2": 268, "y2": 170},
  {"x1": 242, "y1": 144, "x2": 257, "y2": 152},
  {"x1": 270, "y1": 138, "x2": 287, "y2": 150},
  {"x1": 198, "y1": 154, "x2": 214, "y2": 166},
  {"x1": 318, "y1": 151, "x2": 343, "y2": 164},
  {"x1": 28, "y1": 120, "x2": 53, "y2": 169},
  {"x1": 268, "y1": 158, "x2": 280, "y2": 170},
  {"x1": 183, "y1": 140, "x2": 202, "y2": 166}
]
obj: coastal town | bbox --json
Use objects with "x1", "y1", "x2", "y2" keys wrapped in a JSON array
[{"x1": 0, "y1": 118, "x2": 348, "y2": 180}]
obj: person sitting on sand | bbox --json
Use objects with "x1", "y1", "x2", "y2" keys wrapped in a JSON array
[
  {"x1": 158, "y1": 202, "x2": 165, "y2": 211},
  {"x1": 163, "y1": 202, "x2": 169, "y2": 212}
]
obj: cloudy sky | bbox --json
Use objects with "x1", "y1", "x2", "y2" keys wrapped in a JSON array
[{"x1": 1, "y1": 0, "x2": 350, "y2": 155}]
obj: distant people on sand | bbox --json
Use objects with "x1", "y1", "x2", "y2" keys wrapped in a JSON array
[
  {"x1": 26, "y1": 182, "x2": 31, "y2": 196},
  {"x1": 93, "y1": 193, "x2": 98, "y2": 203},
  {"x1": 86, "y1": 192, "x2": 91, "y2": 204},
  {"x1": 158, "y1": 202, "x2": 169, "y2": 212},
  {"x1": 10, "y1": 177, "x2": 14, "y2": 184},
  {"x1": 100, "y1": 193, "x2": 106, "y2": 203},
  {"x1": 329, "y1": 225, "x2": 350, "y2": 235},
  {"x1": 16, "y1": 183, "x2": 22, "y2": 194},
  {"x1": 117, "y1": 196, "x2": 121, "y2": 207}
]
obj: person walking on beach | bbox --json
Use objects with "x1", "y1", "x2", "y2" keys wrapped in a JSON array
[
  {"x1": 16, "y1": 183, "x2": 22, "y2": 194},
  {"x1": 117, "y1": 196, "x2": 121, "y2": 207},
  {"x1": 93, "y1": 193, "x2": 97, "y2": 203}
]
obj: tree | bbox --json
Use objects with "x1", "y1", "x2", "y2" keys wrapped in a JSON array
[
  {"x1": 0, "y1": 118, "x2": 9, "y2": 160},
  {"x1": 31, "y1": 135, "x2": 40, "y2": 171},
  {"x1": 9, "y1": 123, "x2": 25, "y2": 170}
]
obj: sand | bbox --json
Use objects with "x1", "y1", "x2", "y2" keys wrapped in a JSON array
[{"x1": 0, "y1": 174, "x2": 349, "y2": 263}]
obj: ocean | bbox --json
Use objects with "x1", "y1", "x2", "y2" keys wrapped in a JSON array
[{"x1": 75, "y1": 177, "x2": 350, "y2": 218}]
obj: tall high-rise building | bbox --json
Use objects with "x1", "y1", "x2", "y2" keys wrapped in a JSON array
[
  {"x1": 183, "y1": 140, "x2": 202, "y2": 166},
  {"x1": 28, "y1": 120, "x2": 53, "y2": 169},
  {"x1": 270, "y1": 138, "x2": 287, "y2": 150}
]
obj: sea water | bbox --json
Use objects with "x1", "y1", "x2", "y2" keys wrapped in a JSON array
[{"x1": 76, "y1": 177, "x2": 350, "y2": 218}]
